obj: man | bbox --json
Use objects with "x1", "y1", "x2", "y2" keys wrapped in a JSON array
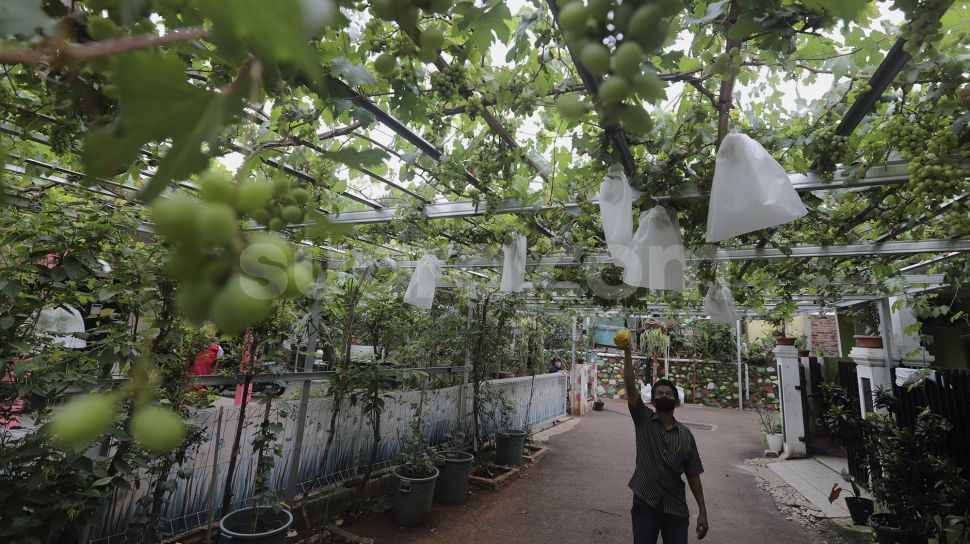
[{"x1": 619, "y1": 331, "x2": 708, "y2": 543}]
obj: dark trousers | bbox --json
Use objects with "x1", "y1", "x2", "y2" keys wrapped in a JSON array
[{"x1": 631, "y1": 495, "x2": 689, "y2": 544}]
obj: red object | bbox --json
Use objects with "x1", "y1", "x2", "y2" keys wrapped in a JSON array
[{"x1": 187, "y1": 343, "x2": 220, "y2": 377}]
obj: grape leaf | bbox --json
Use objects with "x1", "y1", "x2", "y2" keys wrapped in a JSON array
[
  {"x1": 331, "y1": 57, "x2": 377, "y2": 87},
  {"x1": 198, "y1": 0, "x2": 321, "y2": 80},
  {"x1": 305, "y1": 211, "x2": 354, "y2": 243},
  {"x1": 321, "y1": 148, "x2": 388, "y2": 170},
  {"x1": 82, "y1": 52, "x2": 245, "y2": 202},
  {"x1": 683, "y1": 0, "x2": 729, "y2": 24},
  {"x1": 0, "y1": 0, "x2": 55, "y2": 38},
  {"x1": 456, "y1": 1, "x2": 512, "y2": 56}
]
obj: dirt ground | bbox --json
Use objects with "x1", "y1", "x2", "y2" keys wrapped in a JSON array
[{"x1": 341, "y1": 399, "x2": 864, "y2": 543}]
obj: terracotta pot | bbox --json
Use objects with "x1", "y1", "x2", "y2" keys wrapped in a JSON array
[
  {"x1": 854, "y1": 335, "x2": 883, "y2": 349},
  {"x1": 797, "y1": 350, "x2": 810, "y2": 357},
  {"x1": 775, "y1": 337, "x2": 796, "y2": 346}
]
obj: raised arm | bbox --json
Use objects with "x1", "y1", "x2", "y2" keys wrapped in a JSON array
[{"x1": 615, "y1": 329, "x2": 639, "y2": 406}]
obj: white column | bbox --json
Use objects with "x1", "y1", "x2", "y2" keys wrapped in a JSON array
[
  {"x1": 774, "y1": 344, "x2": 807, "y2": 459},
  {"x1": 887, "y1": 295, "x2": 934, "y2": 367},
  {"x1": 849, "y1": 346, "x2": 892, "y2": 418}
]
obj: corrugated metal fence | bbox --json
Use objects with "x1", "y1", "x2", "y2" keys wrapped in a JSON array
[
  {"x1": 891, "y1": 367, "x2": 970, "y2": 471},
  {"x1": 90, "y1": 373, "x2": 567, "y2": 543}
]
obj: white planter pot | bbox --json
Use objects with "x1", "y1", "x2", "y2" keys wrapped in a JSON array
[{"x1": 766, "y1": 433, "x2": 784, "y2": 452}]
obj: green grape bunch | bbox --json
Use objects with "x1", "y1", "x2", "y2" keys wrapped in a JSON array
[
  {"x1": 905, "y1": 122, "x2": 964, "y2": 210},
  {"x1": 894, "y1": 0, "x2": 949, "y2": 57},
  {"x1": 555, "y1": 0, "x2": 683, "y2": 136},
  {"x1": 807, "y1": 125, "x2": 853, "y2": 181},
  {"x1": 150, "y1": 169, "x2": 319, "y2": 335},
  {"x1": 430, "y1": 64, "x2": 467, "y2": 101},
  {"x1": 885, "y1": 117, "x2": 928, "y2": 160},
  {"x1": 464, "y1": 96, "x2": 484, "y2": 119}
]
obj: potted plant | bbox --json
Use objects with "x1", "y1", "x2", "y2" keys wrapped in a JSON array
[
  {"x1": 392, "y1": 421, "x2": 442, "y2": 527},
  {"x1": 433, "y1": 433, "x2": 474, "y2": 505},
  {"x1": 219, "y1": 376, "x2": 292, "y2": 543},
  {"x1": 494, "y1": 392, "x2": 526, "y2": 467},
  {"x1": 852, "y1": 303, "x2": 883, "y2": 349},
  {"x1": 756, "y1": 402, "x2": 784, "y2": 452},
  {"x1": 829, "y1": 469, "x2": 875, "y2": 526},
  {"x1": 795, "y1": 335, "x2": 810, "y2": 357},
  {"x1": 770, "y1": 319, "x2": 796, "y2": 345},
  {"x1": 863, "y1": 388, "x2": 967, "y2": 544}
]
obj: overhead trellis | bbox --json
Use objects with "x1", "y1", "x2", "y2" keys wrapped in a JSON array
[{"x1": 1, "y1": 0, "x2": 969, "y2": 325}]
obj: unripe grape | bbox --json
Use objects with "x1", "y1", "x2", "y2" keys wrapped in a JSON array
[
  {"x1": 420, "y1": 27, "x2": 445, "y2": 51},
  {"x1": 587, "y1": 0, "x2": 612, "y2": 22},
  {"x1": 272, "y1": 177, "x2": 290, "y2": 196},
  {"x1": 374, "y1": 53, "x2": 396, "y2": 74},
  {"x1": 290, "y1": 188, "x2": 310, "y2": 204},
  {"x1": 282, "y1": 205, "x2": 304, "y2": 223},
  {"x1": 198, "y1": 171, "x2": 235, "y2": 204},
  {"x1": 417, "y1": 47, "x2": 438, "y2": 63},
  {"x1": 237, "y1": 180, "x2": 273, "y2": 214},
  {"x1": 580, "y1": 43, "x2": 611, "y2": 75},
  {"x1": 177, "y1": 280, "x2": 218, "y2": 322},
  {"x1": 285, "y1": 261, "x2": 315, "y2": 298},
  {"x1": 151, "y1": 197, "x2": 201, "y2": 244},
  {"x1": 598, "y1": 75, "x2": 631, "y2": 105},
  {"x1": 613, "y1": 42, "x2": 644, "y2": 77},
  {"x1": 268, "y1": 217, "x2": 286, "y2": 231},
  {"x1": 633, "y1": 72, "x2": 667, "y2": 103},
  {"x1": 619, "y1": 105, "x2": 653, "y2": 135},
  {"x1": 87, "y1": 17, "x2": 119, "y2": 41},
  {"x1": 628, "y1": 5, "x2": 667, "y2": 50},
  {"x1": 251, "y1": 208, "x2": 272, "y2": 226},
  {"x1": 49, "y1": 394, "x2": 116, "y2": 448},
  {"x1": 556, "y1": 95, "x2": 587, "y2": 119},
  {"x1": 131, "y1": 406, "x2": 186, "y2": 454},
  {"x1": 197, "y1": 203, "x2": 238, "y2": 246},
  {"x1": 558, "y1": 2, "x2": 590, "y2": 35},
  {"x1": 209, "y1": 275, "x2": 273, "y2": 334}
]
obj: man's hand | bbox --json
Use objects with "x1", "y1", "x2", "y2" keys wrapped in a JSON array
[{"x1": 696, "y1": 512, "x2": 709, "y2": 540}]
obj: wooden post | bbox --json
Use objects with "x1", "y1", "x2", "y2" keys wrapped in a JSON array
[
  {"x1": 204, "y1": 407, "x2": 225, "y2": 544},
  {"x1": 286, "y1": 271, "x2": 325, "y2": 500}
]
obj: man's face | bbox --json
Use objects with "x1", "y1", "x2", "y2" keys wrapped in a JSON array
[{"x1": 651, "y1": 385, "x2": 679, "y2": 409}]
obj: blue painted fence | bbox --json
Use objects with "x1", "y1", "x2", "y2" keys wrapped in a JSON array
[{"x1": 90, "y1": 373, "x2": 567, "y2": 543}]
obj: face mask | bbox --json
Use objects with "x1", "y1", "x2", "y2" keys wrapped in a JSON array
[{"x1": 653, "y1": 397, "x2": 677, "y2": 412}]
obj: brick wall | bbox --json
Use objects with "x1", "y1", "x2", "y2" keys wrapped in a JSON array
[{"x1": 809, "y1": 315, "x2": 840, "y2": 357}]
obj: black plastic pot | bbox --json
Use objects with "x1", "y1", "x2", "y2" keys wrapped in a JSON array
[
  {"x1": 434, "y1": 451, "x2": 474, "y2": 505},
  {"x1": 219, "y1": 506, "x2": 293, "y2": 544},
  {"x1": 844, "y1": 497, "x2": 874, "y2": 526},
  {"x1": 392, "y1": 466, "x2": 439, "y2": 527},
  {"x1": 593, "y1": 400, "x2": 604, "y2": 411},
  {"x1": 869, "y1": 513, "x2": 927, "y2": 544},
  {"x1": 495, "y1": 429, "x2": 526, "y2": 466}
]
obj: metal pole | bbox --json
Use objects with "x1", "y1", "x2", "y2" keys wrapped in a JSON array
[
  {"x1": 457, "y1": 304, "x2": 473, "y2": 438},
  {"x1": 204, "y1": 407, "x2": 225, "y2": 544},
  {"x1": 285, "y1": 271, "x2": 325, "y2": 500},
  {"x1": 736, "y1": 319, "x2": 743, "y2": 410}
]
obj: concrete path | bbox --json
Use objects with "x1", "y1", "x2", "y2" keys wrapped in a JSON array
[{"x1": 346, "y1": 399, "x2": 819, "y2": 544}]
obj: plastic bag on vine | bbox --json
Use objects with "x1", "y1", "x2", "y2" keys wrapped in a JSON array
[
  {"x1": 621, "y1": 206, "x2": 685, "y2": 291},
  {"x1": 704, "y1": 133, "x2": 808, "y2": 243},
  {"x1": 500, "y1": 233, "x2": 527, "y2": 292},
  {"x1": 403, "y1": 253, "x2": 442, "y2": 309},
  {"x1": 598, "y1": 163, "x2": 634, "y2": 267},
  {"x1": 702, "y1": 282, "x2": 739, "y2": 324}
]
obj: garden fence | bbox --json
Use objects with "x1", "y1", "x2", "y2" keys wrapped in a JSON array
[
  {"x1": 890, "y1": 367, "x2": 970, "y2": 471},
  {"x1": 836, "y1": 360, "x2": 868, "y2": 485},
  {"x1": 89, "y1": 373, "x2": 568, "y2": 543}
]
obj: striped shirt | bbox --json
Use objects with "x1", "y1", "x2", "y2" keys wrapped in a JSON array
[{"x1": 628, "y1": 396, "x2": 704, "y2": 519}]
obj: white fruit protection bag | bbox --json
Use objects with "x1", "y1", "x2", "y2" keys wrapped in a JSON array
[
  {"x1": 702, "y1": 282, "x2": 739, "y2": 324},
  {"x1": 500, "y1": 233, "x2": 527, "y2": 292},
  {"x1": 705, "y1": 133, "x2": 808, "y2": 243},
  {"x1": 403, "y1": 253, "x2": 442, "y2": 309},
  {"x1": 598, "y1": 164, "x2": 634, "y2": 267},
  {"x1": 622, "y1": 206, "x2": 685, "y2": 291}
]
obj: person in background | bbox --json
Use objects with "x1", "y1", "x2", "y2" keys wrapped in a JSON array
[
  {"x1": 548, "y1": 355, "x2": 564, "y2": 373},
  {"x1": 619, "y1": 332, "x2": 708, "y2": 544}
]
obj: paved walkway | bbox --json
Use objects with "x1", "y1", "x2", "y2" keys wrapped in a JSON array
[{"x1": 346, "y1": 399, "x2": 818, "y2": 543}]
